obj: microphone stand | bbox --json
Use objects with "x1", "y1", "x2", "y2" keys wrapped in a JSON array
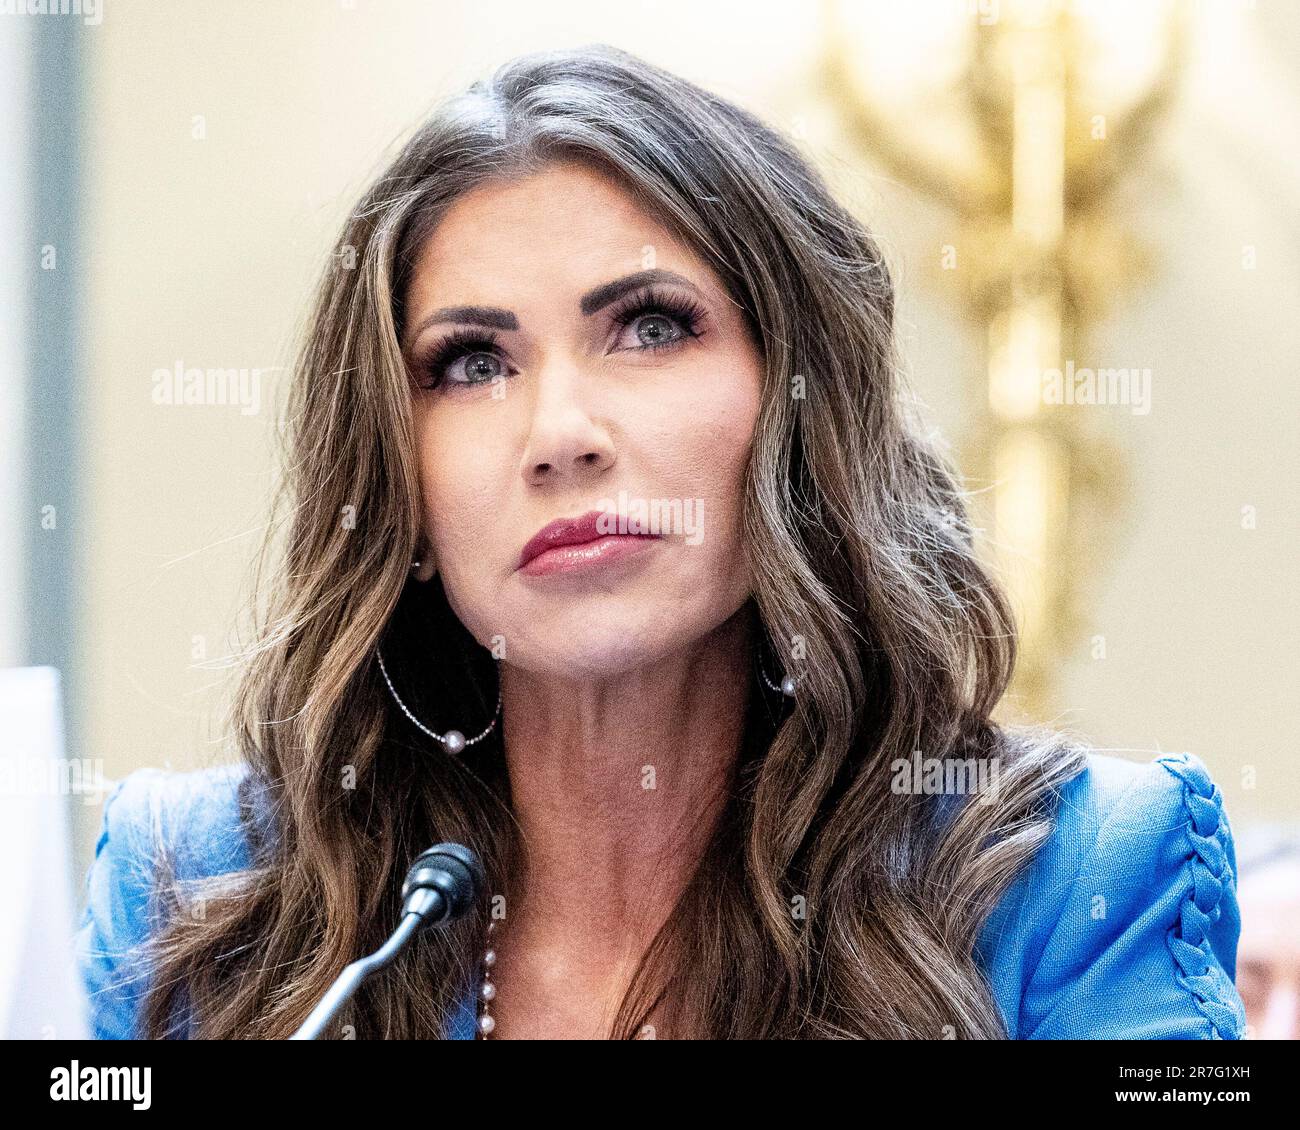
[{"x1": 289, "y1": 844, "x2": 483, "y2": 1040}]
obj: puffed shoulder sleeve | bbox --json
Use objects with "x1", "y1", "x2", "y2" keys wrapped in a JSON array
[
  {"x1": 1010, "y1": 752, "x2": 1247, "y2": 1039},
  {"x1": 73, "y1": 768, "x2": 169, "y2": 1040}
]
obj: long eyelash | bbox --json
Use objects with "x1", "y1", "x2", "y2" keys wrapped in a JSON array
[
  {"x1": 413, "y1": 288, "x2": 705, "y2": 390},
  {"x1": 414, "y1": 328, "x2": 503, "y2": 389},
  {"x1": 608, "y1": 286, "x2": 707, "y2": 343}
]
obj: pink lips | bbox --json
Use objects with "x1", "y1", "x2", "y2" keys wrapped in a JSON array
[{"x1": 517, "y1": 509, "x2": 661, "y2": 577}]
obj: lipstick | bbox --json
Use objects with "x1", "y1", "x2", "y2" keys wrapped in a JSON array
[{"x1": 517, "y1": 509, "x2": 661, "y2": 577}]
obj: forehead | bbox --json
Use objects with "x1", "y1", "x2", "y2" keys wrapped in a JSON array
[{"x1": 405, "y1": 160, "x2": 712, "y2": 307}]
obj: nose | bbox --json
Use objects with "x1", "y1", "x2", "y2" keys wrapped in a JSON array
[{"x1": 518, "y1": 360, "x2": 616, "y2": 486}]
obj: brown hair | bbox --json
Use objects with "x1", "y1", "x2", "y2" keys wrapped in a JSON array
[{"x1": 140, "y1": 43, "x2": 1086, "y2": 1039}]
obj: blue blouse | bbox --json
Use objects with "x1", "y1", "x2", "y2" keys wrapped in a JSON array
[{"x1": 73, "y1": 750, "x2": 1247, "y2": 1039}]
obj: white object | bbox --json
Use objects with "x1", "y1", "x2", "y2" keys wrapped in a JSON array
[{"x1": 0, "y1": 666, "x2": 92, "y2": 1038}]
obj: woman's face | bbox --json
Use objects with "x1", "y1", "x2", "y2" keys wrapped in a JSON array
[{"x1": 401, "y1": 160, "x2": 764, "y2": 678}]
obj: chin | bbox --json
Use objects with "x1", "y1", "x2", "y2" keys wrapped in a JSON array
[{"x1": 507, "y1": 616, "x2": 695, "y2": 680}]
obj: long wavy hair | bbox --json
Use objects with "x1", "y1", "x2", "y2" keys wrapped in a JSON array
[{"x1": 140, "y1": 43, "x2": 1087, "y2": 1039}]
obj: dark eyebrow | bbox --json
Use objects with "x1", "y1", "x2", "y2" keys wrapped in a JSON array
[
  {"x1": 408, "y1": 305, "x2": 520, "y2": 336},
  {"x1": 405, "y1": 269, "x2": 702, "y2": 346}
]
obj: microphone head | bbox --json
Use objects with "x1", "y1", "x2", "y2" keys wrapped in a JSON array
[{"x1": 400, "y1": 842, "x2": 486, "y2": 925}]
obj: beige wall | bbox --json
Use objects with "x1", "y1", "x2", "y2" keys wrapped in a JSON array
[{"x1": 74, "y1": 0, "x2": 1299, "y2": 874}]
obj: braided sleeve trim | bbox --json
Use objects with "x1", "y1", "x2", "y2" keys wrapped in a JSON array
[{"x1": 1155, "y1": 753, "x2": 1243, "y2": 1040}]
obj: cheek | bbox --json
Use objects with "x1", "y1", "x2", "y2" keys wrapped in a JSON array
[
  {"x1": 414, "y1": 410, "x2": 504, "y2": 563},
  {"x1": 414, "y1": 415, "x2": 508, "y2": 643},
  {"x1": 652, "y1": 360, "x2": 761, "y2": 523}
]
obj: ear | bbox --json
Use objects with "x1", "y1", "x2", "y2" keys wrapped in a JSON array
[{"x1": 410, "y1": 549, "x2": 437, "y2": 583}]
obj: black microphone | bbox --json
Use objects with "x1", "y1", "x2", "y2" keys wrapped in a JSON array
[{"x1": 289, "y1": 843, "x2": 485, "y2": 1039}]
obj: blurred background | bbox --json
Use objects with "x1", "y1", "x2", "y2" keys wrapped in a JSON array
[{"x1": 1, "y1": 0, "x2": 1296, "y2": 1037}]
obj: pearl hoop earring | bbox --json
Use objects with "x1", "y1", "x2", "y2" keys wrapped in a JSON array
[
  {"x1": 375, "y1": 645, "x2": 502, "y2": 755},
  {"x1": 758, "y1": 653, "x2": 798, "y2": 698}
]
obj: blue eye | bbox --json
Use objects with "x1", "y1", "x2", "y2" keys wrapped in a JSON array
[
  {"x1": 608, "y1": 287, "x2": 706, "y2": 353},
  {"x1": 412, "y1": 286, "x2": 707, "y2": 392},
  {"x1": 415, "y1": 329, "x2": 508, "y2": 390}
]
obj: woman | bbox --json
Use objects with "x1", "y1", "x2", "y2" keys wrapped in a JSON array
[{"x1": 75, "y1": 44, "x2": 1246, "y2": 1040}]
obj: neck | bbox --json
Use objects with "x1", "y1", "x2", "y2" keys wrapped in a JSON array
[{"x1": 494, "y1": 606, "x2": 752, "y2": 974}]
